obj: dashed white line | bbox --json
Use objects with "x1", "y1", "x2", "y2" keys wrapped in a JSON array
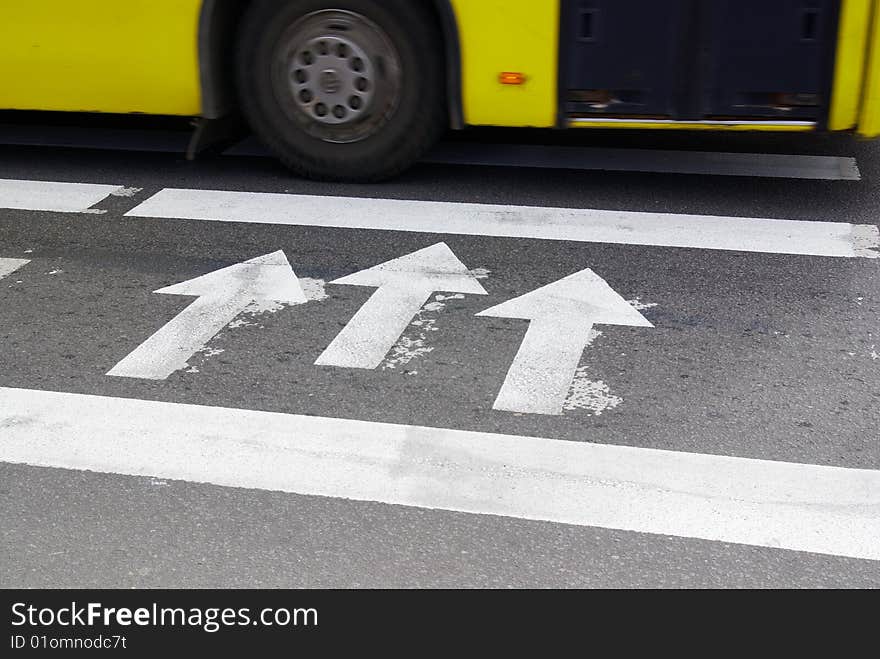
[{"x1": 0, "y1": 179, "x2": 125, "y2": 213}]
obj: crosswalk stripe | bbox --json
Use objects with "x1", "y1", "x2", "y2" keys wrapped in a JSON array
[
  {"x1": 0, "y1": 178, "x2": 124, "y2": 213},
  {"x1": 127, "y1": 189, "x2": 880, "y2": 258},
  {"x1": 1, "y1": 387, "x2": 877, "y2": 561}
]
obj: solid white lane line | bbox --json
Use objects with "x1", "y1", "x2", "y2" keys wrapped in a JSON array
[
  {"x1": 1, "y1": 386, "x2": 878, "y2": 561},
  {"x1": 0, "y1": 258, "x2": 29, "y2": 280},
  {"x1": 0, "y1": 179, "x2": 124, "y2": 213},
  {"x1": 424, "y1": 143, "x2": 862, "y2": 180},
  {"x1": 126, "y1": 189, "x2": 879, "y2": 258}
]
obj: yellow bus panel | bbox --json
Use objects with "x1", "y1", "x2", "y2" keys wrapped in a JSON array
[
  {"x1": 0, "y1": 0, "x2": 202, "y2": 116},
  {"x1": 451, "y1": 0, "x2": 559, "y2": 127},
  {"x1": 858, "y1": 1, "x2": 880, "y2": 136},
  {"x1": 829, "y1": 0, "x2": 872, "y2": 131},
  {"x1": 1, "y1": 0, "x2": 879, "y2": 139}
]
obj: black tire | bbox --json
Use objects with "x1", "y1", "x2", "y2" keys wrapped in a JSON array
[{"x1": 236, "y1": 0, "x2": 446, "y2": 182}]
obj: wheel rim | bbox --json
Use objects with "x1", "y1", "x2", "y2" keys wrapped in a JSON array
[{"x1": 272, "y1": 9, "x2": 402, "y2": 144}]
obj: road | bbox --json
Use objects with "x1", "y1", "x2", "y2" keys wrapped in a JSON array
[{"x1": 0, "y1": 121, "x2": 878, "y2": 588}]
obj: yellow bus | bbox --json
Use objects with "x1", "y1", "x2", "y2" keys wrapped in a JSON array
[{"x1": 2, "y1": 1, "x2": 880, "y2": 180}]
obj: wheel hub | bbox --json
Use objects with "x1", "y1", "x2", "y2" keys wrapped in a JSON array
[
  {"x1": 319, "y1": 69, "x2": 342, "y2": 94},
  {"x1": 273, "y1": 10, "x2": 401, "y2": 143},
  {"x1": 285, "y1": 17, "x2": 383, "y2": 128}
]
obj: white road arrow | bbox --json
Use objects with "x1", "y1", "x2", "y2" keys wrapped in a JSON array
[
  {"x1": 477, "y1": 269, "x2": 653, "y2": 415},
  {"x1": 0, "y1": 258, "x2": 29, "y2": 280},
  {"x1": 315, "y1": 242, "x2": 487, "y2": 369},
  {"x1": 108, "y1": 251, "x2": 306, "y2": 380}
]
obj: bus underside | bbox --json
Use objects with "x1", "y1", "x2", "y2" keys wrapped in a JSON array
[{"x1": 1, "y1": 0, "x2": 879, "y2": 180}]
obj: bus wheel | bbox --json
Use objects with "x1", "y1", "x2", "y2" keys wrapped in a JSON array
[{"x1": 236, "y1": 0, "x2": 445, "y2": 181}]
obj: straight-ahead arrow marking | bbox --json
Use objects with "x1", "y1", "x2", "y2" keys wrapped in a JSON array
[
  {"x1": 0, "y1": 258, "x2": 30, "y2": 280},
  {"x1": 478, "y1": 269, "x2": 653, "y2": 415},
  {"x1": 108, "y1": 251, "x2": 306, "y2": 380},
  {"x1": 315, "y1": 243, "x2": 487, "y2": 369}
]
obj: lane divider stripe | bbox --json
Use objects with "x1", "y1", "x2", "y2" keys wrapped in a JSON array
[
  {"x1": 1, "y1": 386, "x2": 878, "y2": 561},
  {"x1": 127, "y1": 189, "x2": 880, "y2": 258}
]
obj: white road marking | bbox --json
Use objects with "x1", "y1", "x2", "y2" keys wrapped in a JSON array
[
  {"x1": 424, "y1": 143, "x2": 862, "y2": 180},
  {"x1": 627, "y1": 297, "x2": 659, "y2": 311},
  {"x1": 110, "y1": 186, "x2": 143, "y2": 197},
  {"x1": 107, "y1": 251, "x2": 307, "y2": 380},
  {"x1": 382, "y1": 294, "x2": 462, "y2": 372},
  {"x1": 315, "y1": 243, "x2": 487, "y2": 369},
  {"x1": 477, "y1": 269, "x2": 652, "y2": 415},
  {"x1": 0, "y1": 179, "x2": 125, "y2": 213},
  {"x1": 0, "y1": 258, "x2": 29, "y2": 280},
  {"x1": 564, "y1": 366, "x2": 622, "y2": 415},
  {"x1": 1, "y1": 386, "x2": 878, "y2": 561},
  {"x1": 127, "y1": 190, "x2": 880, "y2": 258}
]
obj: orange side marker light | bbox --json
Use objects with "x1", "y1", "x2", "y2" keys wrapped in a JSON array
[{"x1": 499, "y1": 72, "x2": 526, "y2": 85}]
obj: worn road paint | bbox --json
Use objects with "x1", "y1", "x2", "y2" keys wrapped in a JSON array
[
  {"x1": 562, "y1": 329, "x2": 623, "y2": 415},
  {"x1": 381, "y1": 294, "x2": 465, "y2": 372},
  {"x1": 564, "y1": 368, "x2": 622, "y2": 415},
  {"x1": 0, "y1": 257, "x2": 29, "y2": 280},
  {"x1": 0, "y1": 178, "x2": 124, "y2": 212},
  {"x1": 108, "y1": 251, "x2": 306, "y2": 380},
  {"x1": 127, "y1": 189, "x2": 880, "y2": 258},
  {"x1": 110, "y1": 186, "x2": 143, "y2": 197},
  {"x1": 315, "y1": 243, "x2": 487, "y2": 369},
  {"x1": 0, "y1": 386, "x2": 878, "y2": 561},
  {"x1": 478, "y1": 269, "x2": 652, "y2": 415}
]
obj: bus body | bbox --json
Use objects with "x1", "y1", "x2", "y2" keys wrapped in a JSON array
[{"x1": 2, "y1": 1, "x2": 879, "y2": 179}]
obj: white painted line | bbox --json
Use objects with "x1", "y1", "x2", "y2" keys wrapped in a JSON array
[
  {"x1": 1, "y1": 387, "x2": 878, "y2": 560},
  {"x1": 0, "y1": 179, "x2": 125, "y2": 213},
  {"x1": 108, "y1": 251, "x2": 306, "y2": 380},
  {"x1": 0, "y1": 257, "x2": 29, "y2": 280},
  {"x1": 316, "y1": 243, "x2": 487, "y2": 369},
  {"x1": 127, "y1": 190, "x2": 880, "y2": 258},
  {"x1": 477, "y1": 269, "x2": 652, "y2": 415},
  {"x1": 425, "y1": 143, "x2": 862, "y2": 180}
]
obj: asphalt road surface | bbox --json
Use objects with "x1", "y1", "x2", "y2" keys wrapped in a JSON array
[{"x1": 0, "y1": 121, "x2": 878, "y2": 588}]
